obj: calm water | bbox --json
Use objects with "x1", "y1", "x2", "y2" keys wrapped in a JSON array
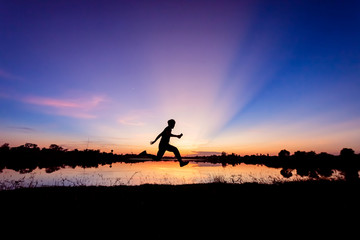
[{"x1": 0, "y1": 159, "x2": 340, "y2": 189}]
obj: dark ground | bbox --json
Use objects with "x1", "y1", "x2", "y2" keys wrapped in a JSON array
[{"x1": 1, "y1": 180, "x2": 359, "y2": 237}]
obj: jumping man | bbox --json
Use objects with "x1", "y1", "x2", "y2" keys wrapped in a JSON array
[{"x1": 151, "y1": 119, "x2": 189, "y2": 167}]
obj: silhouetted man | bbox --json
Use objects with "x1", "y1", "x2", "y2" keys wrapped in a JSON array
[{"x1": 151, "y1": 119, "x2": 189, "y2": 167}]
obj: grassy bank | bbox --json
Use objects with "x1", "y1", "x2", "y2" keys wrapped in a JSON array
[
  {"x1": 2, "y1": 180, "x2": 359, "y2": 213},
  {"x1": 2, "y1": 180, "x2": 359, "y2": 237}
]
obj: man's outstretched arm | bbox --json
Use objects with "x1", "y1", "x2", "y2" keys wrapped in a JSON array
[
  {"x1": 171, "y1": 133, "x2": 183, "y2": 138},
  {"x1": 150, "y1": 133, "x2": 162, "y2": 145}
]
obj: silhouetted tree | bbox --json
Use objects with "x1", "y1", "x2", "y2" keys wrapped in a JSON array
[
  {"x1": 294, "y1": 151, "x2": 306, "y2": 159},
  {"x1": 339, "y1": 148, "x2": 358, "y2": 181},
  {"x1": 49, "y1": 144, "x2": 64, "y2": 152},
  {"x1": 24, "y1": 143, "x2": 40, "y2": 151},
  {"x1": 278, "y1": 149, "x2": 290, "y2": 158},
  {"x1": 307, "y1": 151, "x2": 316, "y2": 157},
  {"x1": 0, "y1": 143, "x2": 10, "y2": 151},
  {"x1": 340, "y1": 148, "x2": 355, "y2": 158},
  {"x1": 318, "y1": 152, "x2": 333, "y2": 159}
]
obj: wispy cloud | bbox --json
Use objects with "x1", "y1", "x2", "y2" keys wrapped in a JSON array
[
  {"x1": 24, "y1": 96, "x2": 81, "y2": 108},
  {"x1": 118, "y1": 110, "x2": 151, "y2": 126},
  {"x1": 22, "y1": 95, "x2": 107, "y2": 119},
  {"x1": 0, "y1": 68, "x2": 23, "y2": 81},
  {"x1": 7, "y1": 126, "x2": 37, "y2": 133},
  {"x1": 0, "y1": 90, "x2": 108, "y2": 119}
]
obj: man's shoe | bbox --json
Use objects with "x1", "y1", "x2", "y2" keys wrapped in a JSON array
[{"x1": 180, "y1": 161, "x2": 189, "y2": 167}]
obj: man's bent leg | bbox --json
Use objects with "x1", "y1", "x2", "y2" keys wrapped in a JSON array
[
  {"x1": 166, "y1": 144, "x2": 182, "y2": 161},
  {"x1": 156, "y1": 146, "x2": 166, "y2": 161}
]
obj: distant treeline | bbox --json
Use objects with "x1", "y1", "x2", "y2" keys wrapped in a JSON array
[
  {"x1": 1, "y1": 143, "x2": 359, "y2": 181},
  {"x1": 0, "y1": 143, "x2": 134, "y2": 174},
  {"x1": 204, "y1": 148, "x2": 360, "y2": 181}
]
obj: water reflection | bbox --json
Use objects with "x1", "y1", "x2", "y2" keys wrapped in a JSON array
[{"x1": 0, "y1": 160, "x2": 343, "y2": 189}]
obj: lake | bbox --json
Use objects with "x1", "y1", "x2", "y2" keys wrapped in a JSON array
[{"x1": 0, "y1": 159, "x2": 342, "y2": 189}]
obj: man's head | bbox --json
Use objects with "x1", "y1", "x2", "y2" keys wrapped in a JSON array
[{"x1": 167, "y1": 119, "x2": 176, "y2": 129}]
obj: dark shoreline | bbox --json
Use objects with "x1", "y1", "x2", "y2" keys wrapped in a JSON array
[
  {"x1": 2, "y1": 180, "x2": 359, "y2": 212},
  {"x1": 2, "y1": 180, "x2": 359, "y2": 237}
]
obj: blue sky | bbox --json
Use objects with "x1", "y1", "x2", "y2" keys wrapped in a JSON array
[{"x1": 1, "y1": 0, "x2": 359, "y2": 155}]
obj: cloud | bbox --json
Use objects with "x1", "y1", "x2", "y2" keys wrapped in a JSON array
[
  {"x1": 0, "y1": 89, "x2": 107, "y2": 119},
  {"x1": 24, "y1": 96, "x2": 81, "y2": 108},
  {"x1": 7, "y1": 126, "x2": 37, "y2": 133},
  {"x1": 57, "y1": 111, "x2": 97, "y2": 119},
  {"x1": 21, "y1": 95, "x2": 107, "y2": 119},
  {"x1": 0, "y1": 68, "x2": 23, "y2": 81},
  {"x1": 117, "y1": 109, "x2": 153, "y2": 127}
]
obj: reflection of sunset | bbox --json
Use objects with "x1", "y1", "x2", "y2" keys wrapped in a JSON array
[{"x1": 0, "y1": 161, "x2": 303, "y2": 187}]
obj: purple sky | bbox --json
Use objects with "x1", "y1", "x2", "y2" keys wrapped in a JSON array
[{"x1": 1, "y1": 0, "x2": 360, "y2": 155}]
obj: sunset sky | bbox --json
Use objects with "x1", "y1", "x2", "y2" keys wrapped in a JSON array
[{"x1": 1, "y1": 0, "x2": 359, "y2": 156}]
